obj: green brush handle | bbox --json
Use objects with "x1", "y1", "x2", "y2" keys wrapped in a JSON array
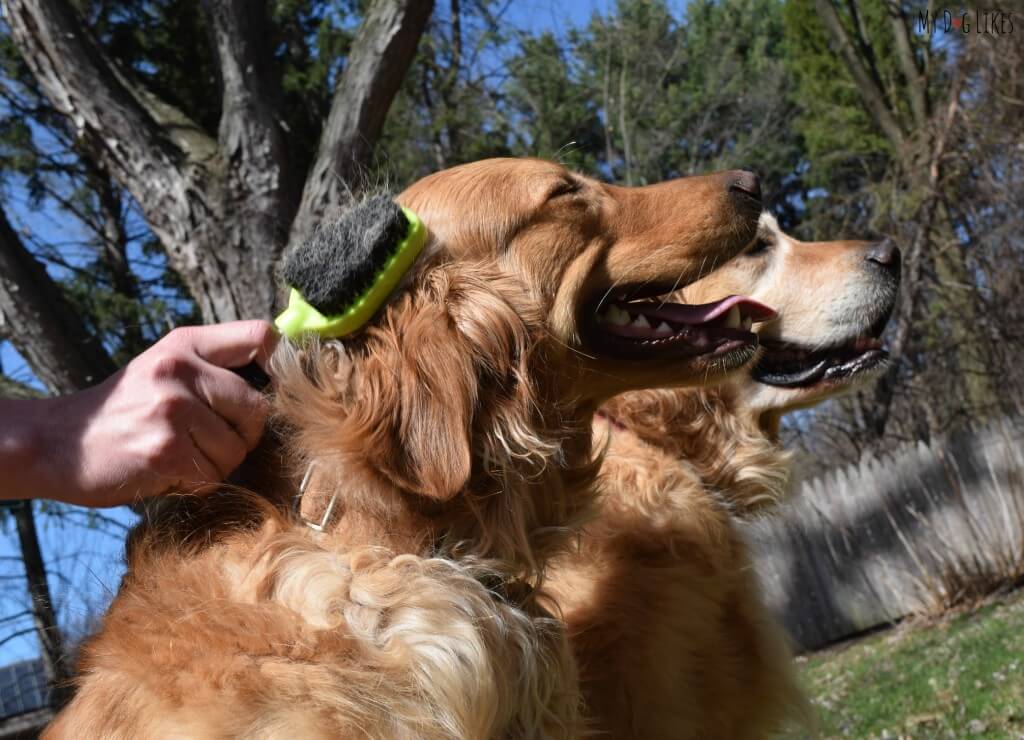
[{"x1": 275, "y1": 208, "x2": 426, "y2": 340}]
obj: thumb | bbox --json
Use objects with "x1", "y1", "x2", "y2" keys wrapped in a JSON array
[{"x1": 183, "y1": 320, "x2": 279, "y2": 370}]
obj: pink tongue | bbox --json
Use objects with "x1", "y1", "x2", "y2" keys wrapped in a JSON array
[{"x1": 619, "y1": 295, "x2": 777, "y2": 325}]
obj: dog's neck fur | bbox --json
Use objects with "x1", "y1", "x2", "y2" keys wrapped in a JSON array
[
  {"x1": 270, "y1": 268, "x2": 602, "y2": 585},
  {"x1": 598, "y1": 384, "x2": 792, "y2": 515},
  {"x1": 291, "y1": 413, "x2": 598, "y2": 576},
  {"x1": 545, "y1": 387, "x2": 808, "y2": 739},
  {"x1": 282, "y1": 385, "x2": 598, "y2": 586}
]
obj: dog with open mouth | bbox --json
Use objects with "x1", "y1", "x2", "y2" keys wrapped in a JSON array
[
  {"x1": 545, "y1": 210, "x2": 901, "y2": 738},
  {"x1": 736, "y1": 211, "x2": 899, "y2": 436},
  {"x1": 46, "y1": 158, "x2": 774, "y2": 740}
]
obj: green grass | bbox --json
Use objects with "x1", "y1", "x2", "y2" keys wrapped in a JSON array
[{"x1": 780, "y1": 588, "x2": 1024, "y2": 739}]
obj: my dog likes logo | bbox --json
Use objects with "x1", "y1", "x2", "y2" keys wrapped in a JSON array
[{"x1": 917, "y1": 8, "x2": 1014, "y2": 35}]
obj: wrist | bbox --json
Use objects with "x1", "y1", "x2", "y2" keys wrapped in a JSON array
[
  {"x1": 0, "y1": 397, "x2": 50, "y2": 501},
  {"x1": 0, "y1": 395, "x2": 84, "y2": 504}
]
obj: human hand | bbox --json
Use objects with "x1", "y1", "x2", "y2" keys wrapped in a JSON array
[{"x1": 38, "y1": 321, "x2": 278, "y2": 507}]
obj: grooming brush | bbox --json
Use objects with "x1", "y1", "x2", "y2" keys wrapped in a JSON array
[
  {"x1": 274, "y1": 195, "x2": 427, "y2": 530},
  {"x1": 275, "y1": 195, "x2": 427, "y2": 340}
]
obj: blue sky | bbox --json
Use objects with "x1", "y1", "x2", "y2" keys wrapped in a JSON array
[
  {"x1": 0, "y1": 176, "x2": 140, "y2": 661},
  {"x1": 503, "y1": 0, "x2": 616, "y2": 33}
]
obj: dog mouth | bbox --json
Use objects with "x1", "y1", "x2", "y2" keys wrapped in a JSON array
[
  {"x1": 584, "y1": 290, "x2": 777, "y2": 361},
  {"x1": 752, "y1": 335, "x2": 888, "y2": 388},
  {"x1": 752, "y1": 294, "x2": 897, "y2": 388}
]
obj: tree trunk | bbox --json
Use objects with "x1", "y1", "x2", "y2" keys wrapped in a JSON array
[
  {"x1": 863, "y1": 63, "x2": 966, "y2": 441},
  {"x1": 814, "y1": 0, "x2": 905, "y2": 150},
  {"x1": 13, "y1": 500, "x2": 73, "y2": 708},
  {"x1": 289, "y1": 0, "x2": 435, "y2": 243},
  {"x1": 0, "y1": 206, "x2": 115, "y2": 394},
  {"x1": 814, "y1": 0, "x2": 977, "y2": 445},
  {"x1": 3, "y1": 0, "x2": 434, "y2": 322}
]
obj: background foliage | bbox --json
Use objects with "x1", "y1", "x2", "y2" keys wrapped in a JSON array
[{"x1": 0, "y1": 0, "x2": 1021, "y2": 712}]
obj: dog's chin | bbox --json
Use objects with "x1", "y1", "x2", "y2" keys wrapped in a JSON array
[
  {"x1": 749, "y1": 286, "x2": 898, "y2": 402},
  {"x1": 686, "y1": 341, "x2": 761, "y2": 382},
  {"x1": 747, "y1": 356, "x2": 886, "y2": 416},
  {"x1": 751, "y1": 334, "x2": 889, "y2": 393}
]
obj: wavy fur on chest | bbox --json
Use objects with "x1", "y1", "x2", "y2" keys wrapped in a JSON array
[
  {"x1": 51, "y1": 512, "x2": 576, "y2": 739},
  {"x1": 546, "y1": 388, "x2": 808, "y2": 739}
]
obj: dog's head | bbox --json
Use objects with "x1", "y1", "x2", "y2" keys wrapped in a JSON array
[
  {"x1": 276, "y1": 158, "x2": 765, "y2": 569},
  {"x1": 679, "y1": 212, "x2": 901, "y2": 425},
  {"x1": 399, "y1": 157, "x2": 771, "y2": 404}
]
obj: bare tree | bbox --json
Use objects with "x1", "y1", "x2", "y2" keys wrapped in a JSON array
[
  {"x1": 781, "y1": 3, "x2": 1023, "y2": 471},
  {"x1": 0, "y1": 0, "x2": 434, "y2": 711},
  {"x1": 810, "y1": 0, "x2": 999, "y2": 444},
  {"x1": 2, "y1": 0, "x2": 433, "y2": 330}
]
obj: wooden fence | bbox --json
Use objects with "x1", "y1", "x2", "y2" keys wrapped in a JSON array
[{"x1": 746, "y1": 417, "x2": 1024, "y2": 651}]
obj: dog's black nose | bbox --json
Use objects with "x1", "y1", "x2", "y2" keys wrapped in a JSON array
[
  {"x1": 866, "y1": 240, "x2": 901, "y2": 276},
  {"x1": 727, "y1": 171, "x2": 761, "y2": 204}
]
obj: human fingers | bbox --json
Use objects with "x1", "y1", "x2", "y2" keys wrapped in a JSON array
[
  {"x1": 192, "y1": 363, "x2": 269, "y2": 449},
  {"x1": 136, "y1": 415, "x2": 223, "y2": 494},
  {"x1": 176, "y1": 435, "x2": 225, "y2": 491},
  {"x1": 185, "y1": 403, "x2": 250, "y2": 481},
  {"x1": 166, "y1": 321, "x2": 279, "y2": 372}
]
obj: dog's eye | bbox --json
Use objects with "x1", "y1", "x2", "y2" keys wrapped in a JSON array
[
  {"x1": 547, "y1": 180, "x2": 582, "y2": 200},
  {"x1": 745, "y1": 238, "x2": 771, "y2": 256}
]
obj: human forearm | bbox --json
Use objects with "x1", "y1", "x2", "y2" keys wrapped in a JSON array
[
  {"x1": 0, "y1": 396, "x2": 66, "y2": 502},
  {"x1": 0, "y1": 322, "x2": 276, "y2": 507}
]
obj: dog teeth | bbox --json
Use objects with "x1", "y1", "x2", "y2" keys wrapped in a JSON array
[
  {"x1": 742, "y1": 316, "x2": 752, "y2": 331},
  {"x1": 599, "y1": 306, "x2": 631, "y2": 326},
  {"x1": 655, "y1": 321, "x2": 674, "y2": 336},
  {"x1": 632, "y1": 313, "x2": 651, "y2": 329},
  {"x1": 609, "y1": 305, "x2": 631, "y2": 326},
  {"x1": 723, "y1": 306, "x2": 741, "y2": 329}
]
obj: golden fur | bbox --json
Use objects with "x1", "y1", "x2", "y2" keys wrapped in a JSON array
[
  {"x1": 546, "y1": 389, "x2": 804, "y2": 739},
  {"x1": 46, "y1": 158, "x2": 763, "y2": 739},
  {"x1": 548, "y1": 213, "x2": 899, "y2": 738}
]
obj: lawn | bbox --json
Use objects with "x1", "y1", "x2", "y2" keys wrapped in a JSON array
[{"x1": 780, "y1": 588, "x2": 1024, "y2": 739}]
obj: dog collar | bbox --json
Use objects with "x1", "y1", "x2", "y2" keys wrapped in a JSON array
[{"x1": 293, "y1": 462, "x2": 339, "y2": 532}]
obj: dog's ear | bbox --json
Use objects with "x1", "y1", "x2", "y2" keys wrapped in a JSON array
[
  {"x1": 354, "y1": 301, "x2": 474, "y2": 501},
  {"x1": 351, "y1": 267, "x2": 535, "y2": 502}
]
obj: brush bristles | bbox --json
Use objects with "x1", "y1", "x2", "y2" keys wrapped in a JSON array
[{"x1": 282, "y1": 195, "x2": 409, "y2": 316}]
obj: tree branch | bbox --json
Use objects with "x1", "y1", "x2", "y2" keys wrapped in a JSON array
[
  {"x1": 289, "y1": 0, "x2": 434, "y2": 243},
  {"x1": 200, "y1": 0, "x2": 294, "y2": 217},
  {"x1": 0, "y1": 627, "x2": 37, "y2": 650},
  {"x1": 0, "y1": 205, "x2": 115, "y2": 394},
  {"x1": 0, "y1": 0, "x2": 253, "y2": 323},
  {"x1": 885, "y1": 0, "x2": 928, "y2": 125},
  {"x1": 0, "y1": 375, "x2": 43, "y2": 400},
  {"x1": 13, "y1": 500, "x2": 73, "y2": 708},
  {"x1": 88, "y1": 164, "x2": 147, "y2": 354},
  {"x1": 1, "y1": 0, "x2": 217, "y2": 217},
  {"x1": 814, "y1": 0, "x2": 905, "y2": 150},
  {"x1": 866, "y1": 70, "x2": 963, "y2": 438}
]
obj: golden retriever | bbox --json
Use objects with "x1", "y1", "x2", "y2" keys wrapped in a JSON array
[
  {"x1": 546, "y1": 212, "x2": 900, "y2": 738},
  {"x1": 46, "y1": 158, "x2": 770, "y2": 739}
]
